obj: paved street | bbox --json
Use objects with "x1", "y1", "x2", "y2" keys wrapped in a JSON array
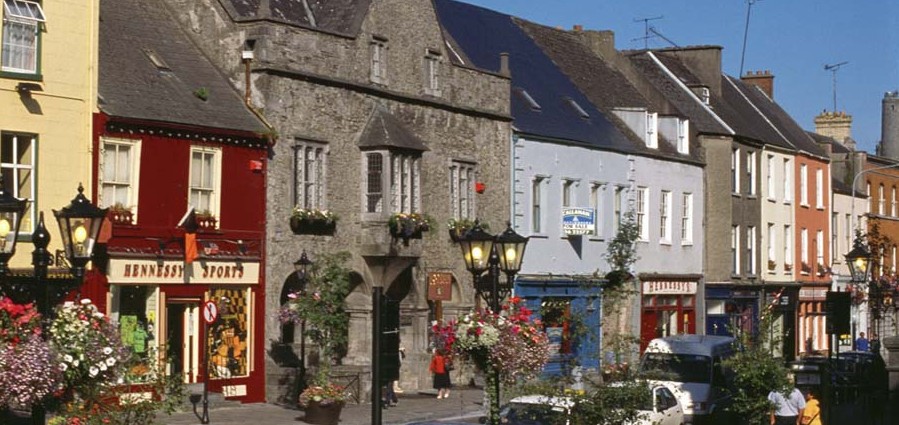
[{"x1": 156, "y1": 388, "x2": 486, "y2": 425}]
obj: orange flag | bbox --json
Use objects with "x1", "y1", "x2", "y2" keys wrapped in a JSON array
[{"x1": 178, "y1": 207, "x2": 199, "y2": 263}]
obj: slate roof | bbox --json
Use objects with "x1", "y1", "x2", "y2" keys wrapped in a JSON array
[
  {"x1": 99, "y1": 0, "x2": 267, "y2": 134},
  {"x1": 220, "y1": 0, "x2": 370, "y2": 36},
  {"x1": 433, "y1": 0, "x2": 634, "y2": 152},
  {"x1": 626, "y1": 52, "x2": 731, "y2": 136},
  {"x1": 357, "y1": 106, "x2": 430, "y2": 151},
  {"x1": 808, "y1": 131, "x2": 852, "y2": 155}
]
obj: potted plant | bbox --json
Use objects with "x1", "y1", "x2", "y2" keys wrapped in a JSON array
[
  {"x1": 388, "y1": 213, "x2": 431, "y2": 239},
  {"x1": 447, "y1": 218, "x2": 488, "y2": 242},
  {"x1": 278, "y1": 252, "x2": 352, "y2": 422},
  {"x1": 817, "y1": 263, "x2": 828, "y2": 277},
  {"x1": 107, "y1": 203, "x2": 134, "y2": 226},
  {"x1": 800, "y1": 261, "x2": 811, "y2": 274},
  {"x1": 195, "y1": 210, "x2": 217, "y2": 230},
  {"x1": 289, "y1": 207, "x2": 338, "y2": 236},
  {"x1": 784, "y1": 263, "x2": 793, "y2": 273},
  {"x1": 767, "y1": 259, "x2": 777, "y2": 272}
]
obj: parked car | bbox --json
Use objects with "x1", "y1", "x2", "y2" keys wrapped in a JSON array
[{"x1": 501, "y1": 382, "x2": 684, "y2": 425}]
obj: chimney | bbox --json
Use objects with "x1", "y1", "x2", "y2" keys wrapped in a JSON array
[
  {"x1": 814, "y1": 110, "x2": 853, "y2": 147},
  {"x1": 499, "y1": 52, "x2": 510, "y2": 77},
  {"x1": 573, "y1": 29, "x2": 616, "y2": 60},
  {"x1": 741, "y1": 70, "x2": 774, "y2": 99},
  {"x1": 572, "y1": 24, "x2": 583, "y2": 32}
]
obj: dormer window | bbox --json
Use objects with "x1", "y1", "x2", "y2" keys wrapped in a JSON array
[{"x1": 690, "y1": 85, "x2": 710, "y2": 105}]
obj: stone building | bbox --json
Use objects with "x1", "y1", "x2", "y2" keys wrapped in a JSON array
[{"x1": 160, "y1": 0, "x2": 512, "y2": 402}]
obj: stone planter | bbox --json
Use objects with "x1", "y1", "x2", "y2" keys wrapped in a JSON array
[
  {"x1": 290, "y1": 217, "x2": 337, "y2": 236},
  {"x1": 303, "y1": 400, "x2": 345, "y2": 425}
]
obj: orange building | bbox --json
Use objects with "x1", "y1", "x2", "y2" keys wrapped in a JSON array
[{"x1": 862, "y1": 155, "x2": 899, "y2": 339}]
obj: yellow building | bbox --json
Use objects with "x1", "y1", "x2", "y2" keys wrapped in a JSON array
[{"x1": 1, "y1": 0, "x2": 98, "y2": 268}]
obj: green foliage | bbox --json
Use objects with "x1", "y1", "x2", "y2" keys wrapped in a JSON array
[
  {"x1": 193, "y1": 87, "x2": 209, "y2": 101},
  {"x1": 722, "y1": 310, "x2": 789, "y2": 424},
  {"x1": 603, "y1": 211, "x2": 640, "y2": 281}
]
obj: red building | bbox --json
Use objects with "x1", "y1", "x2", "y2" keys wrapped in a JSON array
[{"x1": 86, "y1": 0, "x2": 270, "y2": 402}]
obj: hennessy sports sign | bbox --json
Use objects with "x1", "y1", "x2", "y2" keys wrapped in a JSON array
[{"x1": 107, "y1": 259, "x2": 259, "y2": 284}]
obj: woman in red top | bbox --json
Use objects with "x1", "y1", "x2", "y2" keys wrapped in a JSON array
[{"x1": 429, "y1": 348, "x2": 452, "y2": 399}]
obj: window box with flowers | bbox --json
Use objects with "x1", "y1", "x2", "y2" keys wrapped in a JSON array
[
  {"x1": 767, "y1": 259, "x2": 777, "y2": 272},
  {"x1": 388, "y1": 213, "x2": 431, "y2": 240},
  {"x1": 800, "y1": 261, "x2": 811, "y2": 275},
  {"x1": 784, "y1": 263, "x2": 793, "y2": 273},
  {"x1": 290, "y1": 207, "x2": 338, "y2": 236},
  {"x1": 106, "y1": 203, "x2": 134, "y2": 226},
  {"x1": 447, "y1": 218, "x2": 488, "y2": 242},
  {"x1": 817, "y1": 263, "x2": 829, "y2": 277},
  {"x1": 196, "y1": 210, "x2": 218, "y2": 230}
]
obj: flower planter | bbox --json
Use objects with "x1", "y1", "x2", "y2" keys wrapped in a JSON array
[
  {"x1": 390, "y1": 223, "x2": 427, "y2": 240},
  {"x1": 196, "y1": 214, "x2": 217, "y2": 230},
  {"x1": 448, "y1": 227, "x2": 471, "y2": 242},
  {"x1": 107, "y1": 209, "x2": 134, "y2": 226},
  {"x1": 303, "y1": 400, "x2": 345, "y2": 425},
  {"x1": 290, "y1": 217, "x2": 336, "y2": 236}
]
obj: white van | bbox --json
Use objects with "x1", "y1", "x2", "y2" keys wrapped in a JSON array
[{"x1": 639, "y1": 334, "x2": 736, "y2": 425}]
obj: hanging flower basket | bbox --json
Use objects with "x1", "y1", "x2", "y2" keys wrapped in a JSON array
[
  {"x1": 289, "y1": 208, "x2": 338, "y2": 236},
  {"x1": 388, "y1": 213, "x2": 431, "y2": 240},
  {"x1": 447, "y1": 218, "x2": 488, "y2": 243}
]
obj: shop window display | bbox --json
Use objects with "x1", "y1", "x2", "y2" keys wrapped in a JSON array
[
  {"x1": 112, "y1": 285, "x2": 157, "y2": 380},
  {"x1": 209, "y1": 288, "x2": 249, "y2": 378}
]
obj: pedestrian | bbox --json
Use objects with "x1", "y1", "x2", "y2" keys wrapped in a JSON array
[
  {"x1": 430, "y1": 348, "x2": 452, "y2": 399},
  {"x1": 801, "y1": 389, "x2": 822, "y2": 425},
  {"x1": 394, "y1": 345, "x2": 406, "y2": 394},
  {"x1": 856, "y1": 331, "x2": 870, "y2": 352},
  {"x1": 870, "y1": 332, "x2": 881, "y2": 356},
  {"x1": 768, "y1": 374, "x2": 806, "y2": 425}
]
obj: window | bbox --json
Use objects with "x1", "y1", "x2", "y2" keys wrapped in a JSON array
[
  {"x1": 831, "y1": 213, "x2": 839, "y2": 262},
  {"x1": 562, "y1": 179, "x2": 575, "y2": 207},
  {"x1": 189, "y1": 147, "x2": 221, "y2": 219},
  {"x1": 747, "y1": 151, "x2": 756, "y2": 196},
  {"x1": 784, "y1": 158, "x2": 793, "y2": 203},
  {"x1": 785, "y1": 225, "x2": 793, "y2": 271},
  {"x1": 866, "y1": 182, "x2": 871, "y2": 213},
  {"x1": 613, "y1": 186, "x2": 624, "y2": 235},
  {"x1": 532, "y1": 177, "x2": 544, "y2": 233},
  {"x1": 450, "y1": 161, "x2": 475, "y2": 220},
  {"x1": 815, "y1": 168, "x2": 824, "y2": 209},
  {"x1": 660, "y1": 190, "x2": 671, "y2": 244},
  {"x1": 767, "y1": 154, "x2": 775, "y2": 200},
  {"x1": 636, "y1": 187, "x2": 649, "y2": 241},
  {"x1": 845, "y1": 213, "x2": 851, "y2": 254},
  {"x1": 816, "y1": 230, "x2": 824, "y2": 272},
  {"x1": 800, "y1": 164, "x2": 808, "y2": 206},
  {"x1": 731, "y1": 148, "x2": 740, "y2": 194},
  {"x1": 294, "y1": 141, "x2": 327, "y2": 210},
  {"x1": 1, "y1": 0, "x2": 45, "y2": 75},
  {"x1": 681, "y1": 193, "x2": 693, "y2": 245},
  {"x1": 100, "y1": 138, "x2": 141, "y2": 219},
  {"x1": 732, "y1": 225, "x2": 740, "y2": 274},
  {"x1": 370, "y1": 36, "x2": 388, "y2": 84},
  {"x1": 590, "y1": 183, "x2": 603, "y2": 238},
  {"x1": 879, "y1": 184, "x2": 886, "y2": 215},
  {"x1": 801, "y1": 228, "x2": 809, "y2": 273},
  {"x1": 0, "y1": 131, "x2": 34, "y2": 233},
  {"x1": 747, "y1": 226, "x2": 756, "y2": 275},
  {"x1": 646, "y1": 112, "x2": 658, "y2": 149},
  {"x1": 676, "y1": 119, "x2": 689, "y2": 154},
  {"x1": 424, "y1": 49, "x2": 441, "y2": 96},
  {"x1": 364, "y1": 150, "x2": 421, "y2": 215},
  {"x1": 893, "y1": 187, "x2": 897, "y2": 216},
  {"x1": 768, "y1": 223, "x2": 776, "y2": 272}
]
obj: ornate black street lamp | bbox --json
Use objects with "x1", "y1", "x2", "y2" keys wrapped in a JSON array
[
  {"x1": 457, "y1": 221, "x2": 528, "y2": 425},
  {"x1": 845, "y1": 235, "x2": 873, "y2": 350},
  {"x1": 294, "y1": 250, "x2": 312, "y2": 393},
  {"x1": 53, "y1": 184, "x2": 108, "y2": 279}
]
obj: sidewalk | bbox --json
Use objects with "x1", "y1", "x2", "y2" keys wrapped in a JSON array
[{"x1": 156, "y1": 387, "x2": 486, "y2": 425}]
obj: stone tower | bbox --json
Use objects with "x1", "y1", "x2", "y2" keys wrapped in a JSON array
[
  {"x1": 814, "y1": 111, "x2": 854, "y2": 149},
  {"x1": 882, "y1": 91, "x2": 899, "y2": 159}
]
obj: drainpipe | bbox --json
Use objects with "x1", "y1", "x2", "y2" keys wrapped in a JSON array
[{"x1": 241, "y1": 44, "x2": 278, "y2": 148}]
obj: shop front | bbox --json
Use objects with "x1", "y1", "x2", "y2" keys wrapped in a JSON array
[
  {"x1": 640, "y1": 278, "x2": 698, "y2": 352},
  {"x1": 104, "y1": 257, "x2": 265, "y2": 402},
  {"x1": 798, "y1": 285, "x2": 829, "y2": 355},
  {"x1": 705, "y1": 287, "x2": 760, "y2": 338}
]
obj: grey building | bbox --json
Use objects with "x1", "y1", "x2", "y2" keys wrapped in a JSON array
[{"x1": 162, "y1": 0, "x2": 513, "y2": 402}]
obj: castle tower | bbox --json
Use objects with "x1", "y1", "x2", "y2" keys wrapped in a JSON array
[
  {"x1": 814, "y1": 111, "x2": 853, "y2": 148},
  {"x1": 882, "y1": 91, "x2": 899, "y2": 159}
]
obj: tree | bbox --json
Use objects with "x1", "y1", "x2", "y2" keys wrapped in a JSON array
[{"x1": 601, "y1": 211, "x2": 641, "y2": 367}]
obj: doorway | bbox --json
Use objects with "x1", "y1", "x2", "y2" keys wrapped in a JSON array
[{"x1": 165, "y1": 300, "x2": 200, "y2": 383}]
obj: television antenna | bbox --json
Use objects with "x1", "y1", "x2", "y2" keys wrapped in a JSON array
[
  {"x1": 633, "y1": 16, "x2": 663, "y2": 49},
  {"x1": 739, "y1": 0, "x2": 763, "y2": 77},
  {"x1": 824, "y1": 61, "x2": 849, "y2": 112}
]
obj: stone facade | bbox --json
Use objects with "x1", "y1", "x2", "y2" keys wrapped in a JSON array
[{"x1": 162, "y1": 0, "x2": 512, "y2": 402}]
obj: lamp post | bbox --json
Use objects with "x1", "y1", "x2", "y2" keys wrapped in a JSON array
[
  {"x1": 457, "y1": 221, "x2": 529, "y2": 425},
  {"x1": 845, "y1": 234, "x2": 873, "y2": 350},
  {"x1": 294, "y1": 250, "x2": 312, "y2": 393}
]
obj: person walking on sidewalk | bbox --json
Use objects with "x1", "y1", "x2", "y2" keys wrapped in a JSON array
[
  {"x1": 768, "y1": 375, "x2": 806, "y2": 425},
  {"x1": 430, "y1": 348, "x2": 452, "y2": 399},
  {"x1": 801, "y1": 389, "x2": 822, "y2": 425}
]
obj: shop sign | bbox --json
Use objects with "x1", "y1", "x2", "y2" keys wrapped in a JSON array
[
  {"x1": 107, "y1": 259, "x2": 259, "y2": 284},
  {"x1": 642, "y1": 280, "x2": 697, "y2": 295},
  {"x1": 428, "y1": 272, "x2": 453, "y2": 301},
  {"x1": 561, "y1": 208, "x2": 595, "y2": 236},
  {"x1": 799, "y1": 288, "x2": 828, "y2": 300}
]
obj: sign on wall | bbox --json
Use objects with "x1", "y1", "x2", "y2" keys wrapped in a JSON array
[
  {"x1": 107, "y1": 259, "x2": 259, "y2": 284},
  {"x1": 428, "y1": 272, "x2": 453, "y2": 301},
  {"x1": 642, "y1": 280, "x2": 697, "y2": 295},
  {"x1": 561, "y1": 207, "x2": 595, "y2": 236}
]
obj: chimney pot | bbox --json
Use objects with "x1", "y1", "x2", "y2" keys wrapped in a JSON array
[
  {"x1": 741, "y1": 70, "x2": 775, "y2": 99},
  {"x1": 573, "y1": 24, "x2": 583, "y2": 32}
]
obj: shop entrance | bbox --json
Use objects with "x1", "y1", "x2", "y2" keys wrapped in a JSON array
[{"x1": 165, "y1": 300, "x2": 200, "y2": 384}]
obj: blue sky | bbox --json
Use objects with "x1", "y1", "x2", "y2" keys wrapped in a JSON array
[{"x1": 462, "y1": 0, "x2": 899, "y2": 153}]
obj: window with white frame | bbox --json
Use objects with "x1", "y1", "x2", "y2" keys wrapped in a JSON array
[
  {"x1": 747, "y1": 225, "x2": 756, "y2": 275},
  {"x1": 590, "y1": 183, "x2": 603, "y2": 238},
  {"x1": 646, "y1": 112, "x2": 658, "y2": 149},
  {"x1": 832, "y1": 213, "x2": 839, "y2": 263},
  {"x1": 370, "y1": 36, "x2": 388, "y2": 84},
  {"x1": 613, "y1": 186, "x2": 624, "y2": 236},
  {"x1": 363, "y1": 150, "x2": 421, "y2": 215},
  {"x1": 450, "y1": 161, "x2": 475, "y2": 220},
  {"x1": 100, "y1": 137, "x2": 141, "y2": 218},
  {"x1": 768, "y1": 223, "x2": 776, "y2": 272},
  {"x1": 636, "y1": 187, "x2": 649, "y2": 241},
  {"x1": 816, "y1": 229, "x2": 824, "y2": 272},
  {"x1": 681, "y1": 192, "x2": 693, "y2": 245},
  {"x1": 767, "y1": 154, "x2": 775, "y2": 200},
  {"x1": 800, "y1": 164, "x2": 808, "y2": 206},
  {"x1": 424, "y1": 49, "x2": 441, "y2": 96},
  {"x1": 189, "y1": 146, "x2": 221, "y2": 218},
  {"x1": 0, "y1": 131, "x2": 35, "y2": 233},
  {"x1": 866, "y1": 182, "x2": 871, "y2": 213},
  {"x1": 800, "y1": 228, "x2": 809, "y2": 273},
  {"x1": 815, "y1": 168, "x2": 824, "y2": 209},
  {"x1": 784, "y1": 158, "x2": 793, "y2": 203},
  {"x1": 747, "y1": 151, "x2": 756, "y2": 196},
  {"x1": 676, "y1": 119, "x2": 689, "y2": 154},
  {"x1": 893, "y1": 246, "x2": 897, "y2": 273},
  {"x1": 660, "y1": 190, "x2": 671, "y2": 244},
  {"x1": 1, "y1": 0, "x2": 45, "y2": 75},
  {"x1": 732, "y1": 148, "x2": 740, "y2": 194},
  {"x1": 892, "y1": 187, "x2": 897, "y2": 216},
  {"x1": 879, "y1": 184, "x2": 886, "y2": 215},
  {"x1": 532, "y1": 177, "x2": 545, "y2": 233},
  {"x1": 561, "y1": 179, "x2": 576, "y2": 207},
  {"x1": 785, "y1": 225, "x2": 793, "y2": 271},
  {"x1": 294, "y1": 141, "x2": 327, "y2": 210},
  {"x1": 732, "y1": 225, "x2": 740, "y2": 274}
]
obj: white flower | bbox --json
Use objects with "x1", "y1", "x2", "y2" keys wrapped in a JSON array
[
  {"x1": 63, "y1": 354, "x2": 73, "y2": 363},
  {"x1": 60, "y1": 363, "x2": 68, "y2": 372},
  {"x1": 73, "y1": 359, "x2": 80, "y2": 367},
  {"x1": 103, "y1": 347, "x2": 113, "y2": 355},
  {"x1": 99, "y1": 362, "x2": 107, "y2": 371},
  {"x1": 80, "y1": 299, "x2": 92, "y2": 305},
  {"x1": 89, "y1": 366, "x2": 99, "y2": 377},
  {"x1": 106, "y1": 357, "x2": 116, "y2": 367}
]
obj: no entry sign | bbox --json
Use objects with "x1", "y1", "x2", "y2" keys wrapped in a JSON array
[{"x1": 203, "y1": 300, "x2": 218, "y2": 324}]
